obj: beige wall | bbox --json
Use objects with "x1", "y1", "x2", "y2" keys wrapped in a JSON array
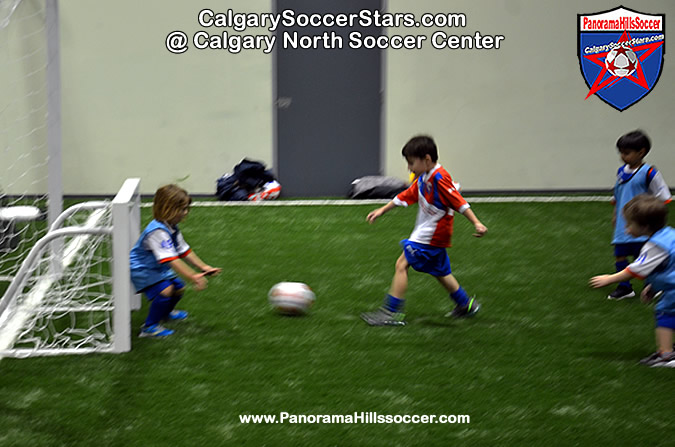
[
  {"x1": 60, "y1": 0, "x2": 274, "y2": 195},
  {"x1": 385, "y1": 0, "x2": 675, "y2": 191},
  {"x1": 4, "y1": 1, "x2": 674, "y2": 195}
]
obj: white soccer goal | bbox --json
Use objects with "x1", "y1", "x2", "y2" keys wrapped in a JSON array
[
  {"x1": 0, "y1": 178, "x2": 141, "y2": 358},
  {"x1": 0, "y1": 0, "x2": 62, "y2": 284}
]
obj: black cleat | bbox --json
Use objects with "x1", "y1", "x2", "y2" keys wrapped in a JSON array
[
  {"x1": 361, "y1": 307, "x2": 406, "y2": 326},
  {"x1": 640, "y1": 351, "x2": 675, "y2": 368},
  {"x1": 607, "y1": 286, "x2": 635, "y2": 300},
  {"x1": 446, "y1": 297, "x2": 481, "y2": 318}
]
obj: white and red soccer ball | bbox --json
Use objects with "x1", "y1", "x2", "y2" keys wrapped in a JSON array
[
  {"x1": 268, "y1": 282, "x2": 315, "y2": 316},
  {"x1": 605, "y1": 46, "x2": 638, "y2": 78}
]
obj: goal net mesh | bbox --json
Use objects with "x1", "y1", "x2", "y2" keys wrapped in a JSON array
[
  {"x1": 0, "y1": 203, "x2": 116, "y2": 357},
  {"x1": 0, "y1": 0, "x2": 50, "y2": 286}
]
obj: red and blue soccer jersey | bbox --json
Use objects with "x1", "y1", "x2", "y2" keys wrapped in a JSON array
[{"x1": 393, "y1": 164, "x2": 470, "y2": 248}]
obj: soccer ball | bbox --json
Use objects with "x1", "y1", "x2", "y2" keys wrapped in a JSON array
[
  {"x1": 605, "y1": 46, "x2": 638, "y2": 77},
  {"x1": 268, "y1": 282, "x2": 316, "y2": 316}
]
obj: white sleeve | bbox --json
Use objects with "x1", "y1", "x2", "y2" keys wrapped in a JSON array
[
  {"x1": 174, "y1": 231, "x2": 191, "y2": 256},
  {"x1": 458, "y1": 203, "x2": 471, "y2": 214},
  {"x1": 143, "y1": 229, "x2": 180, "y2": 263},
  {"x1": 626, "y1": 242, "x2": 669, "y2": 279},
  {"x1": 648, "y1": 170, "x2": 672, "y2": 202},
  {"x1": 392, "y1": 196, "x2": 408, "y2": 207}
]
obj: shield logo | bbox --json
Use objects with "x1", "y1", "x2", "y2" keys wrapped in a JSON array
[{"x1": 578, "y1": 6, "x2": 665, "y2": 111}]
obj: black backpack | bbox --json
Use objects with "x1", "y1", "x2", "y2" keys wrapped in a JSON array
[{"x1": 216, "y1": 159, "x2": 277, "y2": 201}]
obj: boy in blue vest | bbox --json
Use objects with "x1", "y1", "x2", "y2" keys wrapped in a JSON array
[
  {"x1": 591, "y1": 195, "x2": 675, "y2": 367},
  {"x1": 130, "y1": 185, "x2": 221, "y2": 338},
  {"x1": 607, "y1": 130, "x2": 671, "y2": 300}
]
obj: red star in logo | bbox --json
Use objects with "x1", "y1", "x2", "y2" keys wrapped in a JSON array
[{"x1": 583, "y1": 30, "x2": 664, "y2": 99}]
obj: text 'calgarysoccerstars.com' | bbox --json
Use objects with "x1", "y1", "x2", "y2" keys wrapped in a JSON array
[{"x1": 165, "y1": 9, "x2": 506, "y2": 54}]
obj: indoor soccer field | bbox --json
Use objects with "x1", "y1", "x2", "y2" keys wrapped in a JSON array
[
  {"x1": 2, "y1": 0, "x2": 674, "y2": 445},
  {"x1": 0, "y1": 199, "x2": 672, "y2": 446}
]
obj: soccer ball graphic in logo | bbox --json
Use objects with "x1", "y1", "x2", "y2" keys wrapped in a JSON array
[
  {"x1": 268, "y1": 282, "x2": 316, "y2": 316},
  {"x1": 605, "y1": 46, "x2": 638, "y2": 77}
]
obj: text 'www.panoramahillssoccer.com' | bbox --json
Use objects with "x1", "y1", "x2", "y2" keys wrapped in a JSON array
[
  {"x1": 165, "y1": 9, "x2": 506, "y2": 54},
  {"x1": 239, "y1": 412, "x2": 471, "y2": 425}
]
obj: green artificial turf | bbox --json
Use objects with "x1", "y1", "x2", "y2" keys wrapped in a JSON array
[{"x1": 0, "y1": 201, "x2": 673, "y2": 446}]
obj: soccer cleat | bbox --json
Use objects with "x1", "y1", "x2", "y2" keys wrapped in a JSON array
[
  {"x1": 360, "y1": 307, "x2": 406, "y2": 326},
  {"x1": 139, "y1": 324, "x2": 175, "y2": 338},
  {"x1": 639, "y1": 352, "x2": 661, "y2": 365},
  {"x1": 446, "y1": 297, "x2": 481, "y2": 318},
  {"x1": 650, "y1": 352, "x2": 675, "y2": 368},
  {"x1": 167, "y1": 309, "x2": 188, "y2": 321},
  {"x1": 639, "y1": 351, "x2": 675, "y2": 367},
  {"x1": 607, "y1": 286, "x2": 635, "y2": 300}
]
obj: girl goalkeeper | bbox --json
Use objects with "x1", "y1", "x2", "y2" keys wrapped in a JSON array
[{"x1": 130, "y1": 184, "x2": 221, "y2": 338}]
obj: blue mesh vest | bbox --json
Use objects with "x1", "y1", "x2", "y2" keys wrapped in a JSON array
[
  {"x1": 613, "y1": 163, "x2": 653, "y2": 244},
  {"x1": 129, "y1": 220, "x2": 180, "y2": 292},
  {"x1": 646, "y1": 226, "x2": 675, "y2": 314}
]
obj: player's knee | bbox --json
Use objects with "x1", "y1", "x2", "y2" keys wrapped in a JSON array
[
  {"x1": 159, "y1": 284, "x2": 175, "y2": 297},
  {"x1": 174, "y1": 287, "x2": 185, "y2": 297},
  {"x1": 395, "y1": 256, "x2": 409, "y2": 274}
]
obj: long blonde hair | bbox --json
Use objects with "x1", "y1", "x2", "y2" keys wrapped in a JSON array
[{"x1": 152, "y1": 184, "x2": 191, "y2": 224}]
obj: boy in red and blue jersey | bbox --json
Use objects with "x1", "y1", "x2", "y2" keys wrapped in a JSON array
[{"x1": 361, "y1": 135, "x2": 488, "y2": 326}]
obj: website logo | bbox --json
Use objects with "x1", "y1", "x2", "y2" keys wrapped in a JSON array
[{"x1": 578, "y1": 6, "x2": 665, "y2": 111}]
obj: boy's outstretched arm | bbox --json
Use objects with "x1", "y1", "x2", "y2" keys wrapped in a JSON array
[
  {"x1": 367, "y1": 201, "x2": 396, "y2": 224},
  {"x1": 461, "y1": 208, "x2": 488, "y2": 237},
  {"x1": 589, "y1": 270, "x2": 633, "y2": 288}
]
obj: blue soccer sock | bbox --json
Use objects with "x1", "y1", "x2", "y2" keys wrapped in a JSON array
[
  {"x1": 145, "y1": 294, "x2": 174, "y2": 327},
  {"x1": 450, "y1": 287, "x2": 470, "y2": 307},
  {"x1": 383, "y1": 294, "x2": 405, "y2": 313},
  {"x1": 168, "y1": 292, "x2": 184, "y2": 314},
  {"x1": 615, "y1": 260, "x2": 632, "y2": 289}
]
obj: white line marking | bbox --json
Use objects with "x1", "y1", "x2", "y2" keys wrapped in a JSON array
[{"x1": 141, "y1": 196, "x2": 612, "y2": 208}]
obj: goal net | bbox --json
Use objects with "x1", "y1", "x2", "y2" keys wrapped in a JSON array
[
  {"x1": 0, "y1": 179, "x2": 141, "y2": 358},
  {"x1": 0, "y1": 0, "x2": 56, "y2": 287}
]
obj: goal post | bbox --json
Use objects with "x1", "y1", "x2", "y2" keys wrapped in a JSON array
[
  {"x1": 0, "y1": 178, "x2": 141, "y2": 358},
  {"x1": 112, "y1": 178, "x2": 142, "y2": 353},
  {"x1": 46, "y1": 0, "x2": 63, "y2": 229}
]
